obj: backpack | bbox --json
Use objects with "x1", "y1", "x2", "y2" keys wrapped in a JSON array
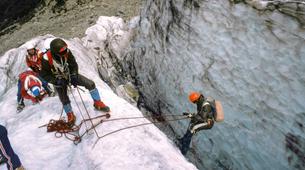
[
  {"x1": 214, "y1": 100, "x2": 224, "y2": 122},
  {"x1": 204, "y1": 97, "x2": 224, "y2": 122}
]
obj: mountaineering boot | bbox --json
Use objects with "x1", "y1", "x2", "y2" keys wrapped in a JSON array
[
  {"x1": 63, "y1": 103, "x2": 75, "y2": 127},
  {"x1": 16, "y1": 165, "x2": 25, "y2": 170},
  {"x1": 90, "y1": 88, "x2": 110, "y2": 112},
  {"x1": 94, "y1": 100, "x2": 110, "y2": 112},
  {"x1": 17, "y1": 103, "x2": 25, "y2": 113},
  {"x1": 17, "y1": 99, "x2": 25, "y2": 113},
  {"x1": 67, "y1": 112, "x2": 76, "y2": 127}
]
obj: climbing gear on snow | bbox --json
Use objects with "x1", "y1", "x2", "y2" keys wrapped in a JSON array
[{"x1": 40, "y1": 113, "x2": 110, "y2": 145}]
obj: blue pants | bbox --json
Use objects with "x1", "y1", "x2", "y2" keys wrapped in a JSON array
[{"x1": 0, "y1": 125, "x2": 22, "y2": 170}]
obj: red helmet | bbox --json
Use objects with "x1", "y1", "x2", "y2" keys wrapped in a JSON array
[
  {"x1": 188, "y1": 92, "x2": 201, "y2": 103},
  {"x1": 50, "y1": 38, "x2": 68, "y2": 56}
]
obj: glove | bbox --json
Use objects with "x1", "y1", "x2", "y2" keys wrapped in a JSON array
[
  {"x1": 31, "y1": 66, "x2": 40, "y2": 72},
  {"x1": 183, "y1": 112, "x2": 195, "y2": 118},
  {"x1": 47, "y1": 90, "x2": 56, "y2": 97},
  {"x1": 183, "y1": 112, "x2": 189, "y2": 116},
  {"x1": 190, "y1": 128, "x2": 197, "y2": 134},
  {"x1": 70, "y1": 74, "x2": 78, "y2": 87},
  {"x1": 56, "y1": 78, "x2": 67, "y2": 87}
]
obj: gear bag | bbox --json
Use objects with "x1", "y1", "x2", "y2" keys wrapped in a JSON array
[
  {"x1": 204, "y1": 97, "x2": 224, "y2": 122},
  {"x1": 215, "y1": 100, "x2": 224, "y2": 122}
]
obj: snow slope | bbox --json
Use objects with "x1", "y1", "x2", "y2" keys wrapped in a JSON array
[{"x1": 0, "y1": 29, "x2": 196, "y2": 169}]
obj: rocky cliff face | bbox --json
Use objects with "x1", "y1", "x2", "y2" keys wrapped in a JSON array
[
  {"x1": 96, "y1": 0, "x2": 305, "y2": 169},
  {"x1": 0, "y1": 0, "x2": 41, "y2": 32}
]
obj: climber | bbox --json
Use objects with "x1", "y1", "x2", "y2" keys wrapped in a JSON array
[
  {"x1": 25, "y1": 43, "x2": 44, "y2": 73},
  {"x1": 178, "y1": 91, "x2": 224, "y2": 155},
  {"x1": 0, "y1": 124, "x2": 25, "y2": 170},
  {"x1": 39, "y1": 38, "x2": 110, "y2": 127},
  {"x1": 16, "y1": 70, "x2": 52, "y2": 112},
  {"x1": 25, "y1": 43, "x2": 55, "y2": 95}
]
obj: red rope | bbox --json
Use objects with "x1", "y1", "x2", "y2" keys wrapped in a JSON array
[{"x1": 40, "y1": 113, "x2": 110, "y2": 144}]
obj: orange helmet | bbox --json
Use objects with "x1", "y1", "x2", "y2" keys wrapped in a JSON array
[{"x1": 189, "y1": 92, "x2": 201, "y2": 103}]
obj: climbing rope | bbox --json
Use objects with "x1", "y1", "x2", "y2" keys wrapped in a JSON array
[
  {"x1": 75, "y1": 86, "x2": 102, "y2": 138},
  {"x1": 39, "y1": 113, "x2": 110, "y2": 144},
  {"x1": 40, "y1": 84, "x2": 190, "y2": 145},
  {"x1": 39, "y1": 85, "x2": 110, "y2": 144},
  {"x1": 93, "y1": 115, "x2": 190, "y2": 148},
  {"x1": 100, "y1": 113, "x2": 185, "y2": 123},
  {"x1": 40, "y1": 111, "x2": 189, "y2": 145},
  {"x1": 69, "y1": 86, "x2": 90, "y2": 131}
]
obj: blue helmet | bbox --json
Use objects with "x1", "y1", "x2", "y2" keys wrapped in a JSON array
[{"x1": 31, "y1": 86, "x2": 41, "y2": 97}]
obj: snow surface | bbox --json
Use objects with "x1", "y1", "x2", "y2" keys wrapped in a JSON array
[{"x1": 0, "y1": 18, "x2": 197, "y2": 170}]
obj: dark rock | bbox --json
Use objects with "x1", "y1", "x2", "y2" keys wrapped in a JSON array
[
  {"x1": 285, "y1": 133, "x2": 305, "y2": 169},
  {"x1": 0, "y1": 0, "x2": 41, "y2": 31}
]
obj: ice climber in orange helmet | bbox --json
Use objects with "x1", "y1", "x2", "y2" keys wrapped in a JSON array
[{"x1": 178, "y1": 91, "x2": 224, "y2": 155}]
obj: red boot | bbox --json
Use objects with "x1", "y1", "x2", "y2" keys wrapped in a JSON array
[
  {"x1": 94, "y1": 100, "x2": 110, "y2": 112},
  {"x1": 67, "y1": 112, "x2": 76, "y2": 127}
]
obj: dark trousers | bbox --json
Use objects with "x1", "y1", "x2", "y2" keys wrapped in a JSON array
[
  {"x1": 56, "y1": 74, "x2": 95, "y2": 105},
  {"x1": 0, "y1": 125, "x2": 21, "y2": 169},
  {"x1": 179, "y1": 130, "x2": 193, "y2": 155}
]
